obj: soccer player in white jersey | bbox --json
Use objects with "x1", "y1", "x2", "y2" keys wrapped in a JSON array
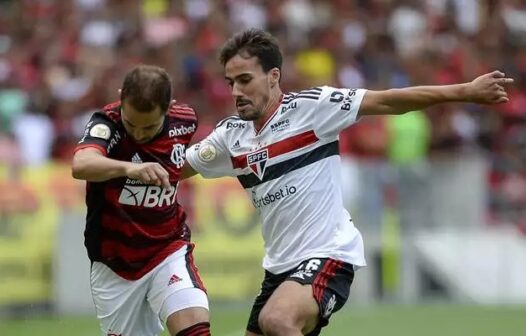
[{"x1": 182, "y1": 29, "x2": 513, "y2": 336}]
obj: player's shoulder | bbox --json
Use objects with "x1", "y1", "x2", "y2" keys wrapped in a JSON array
[
  {"x1": 282, "y1": 86, "x2": 325, "y2": 104},
  {"x1": 279, "y1": 87, "x2": 334, "y2": 117},
  {"x1": 214, "y1": 115, "x2": 246, "y2": 131},
  {"x1": 90, "y1": 101, "x2": 122, "y2": 124},
  {"x1": 167, "y1": 103, "x2": 197, "y2": 123}
]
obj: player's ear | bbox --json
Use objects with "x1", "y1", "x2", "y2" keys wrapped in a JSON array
[{"x1": 270, "y1": 68, "x2": 280, "y2": 87}]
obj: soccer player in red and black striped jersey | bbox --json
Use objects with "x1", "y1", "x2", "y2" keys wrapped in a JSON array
[{"x1": 72, "y1": 65, "x2": 210, "y2": 336}]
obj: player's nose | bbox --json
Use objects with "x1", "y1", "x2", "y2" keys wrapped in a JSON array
[{"x1": 231, "y1": 82, "x2": 243, "y2": 98}]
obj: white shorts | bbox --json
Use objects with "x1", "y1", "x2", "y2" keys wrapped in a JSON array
[{"x1": 90, "y1": 244, "x2": 209, "y2": 336}]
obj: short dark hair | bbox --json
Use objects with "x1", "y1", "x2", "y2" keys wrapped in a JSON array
[
  {"x1": 120, "y1": 65, "x2": 172, "y2": 113},
  {"x1": 219, "y1": 28, "x2": 282, "y2": 72}
]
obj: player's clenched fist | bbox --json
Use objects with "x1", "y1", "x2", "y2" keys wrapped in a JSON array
[
  {"x1": 125, "y1": 162, "x2": 171, "y2": 190},
  {"x1": 466, "y1": 70, "x2": 514, "y2": 104}
]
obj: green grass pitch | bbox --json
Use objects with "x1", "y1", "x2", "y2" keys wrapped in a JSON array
[{"x1": 0, "y1": 303, "x2": 524, "y2": 335}]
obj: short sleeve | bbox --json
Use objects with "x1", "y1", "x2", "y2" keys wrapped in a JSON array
[
  {"x1": 75, "y1": 112, "x2": 120, "y2": 156},
  {"x1": 185, "y1": 128, "x2": 235, "y2": 178},
  {"x1": 312, "y1": 86, "x2": 367, "y2": 138}
]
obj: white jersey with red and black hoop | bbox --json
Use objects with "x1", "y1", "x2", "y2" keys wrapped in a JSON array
[{"x1": 186, "y1": 86, "x2": 368, "y2": 273}]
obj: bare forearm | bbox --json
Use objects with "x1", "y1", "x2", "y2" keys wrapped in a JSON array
[
  {"x1": 72, "y1": 151, "x2": 131, "y2": 182},
  {"x1": 385, "y1": 84, "x2": 468, "y2": 112},
  {"x1": 359, "y1": 71, "x2": 513, "y2": 116},
  {"x1": 364, "y1": 84, "x2": 469, "y2": 115}
]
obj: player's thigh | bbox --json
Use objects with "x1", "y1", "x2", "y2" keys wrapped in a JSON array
[
  {"x1": 260, "y1": 280, "x2": 319, "y2": 333},
  {"x1": 261, "y1": 258, "x2": 356, "y2": 335},
  {"x1": 246, "y1": 270, "x2": 288, "y2": 335},
  {"x1": 148, "y1": 245, "x2": 209, "y2": 334},
  {"x1": 295, "y1": 258, "x2": 355, "y2": 335},
  {"x1": 163, "y1": 289, "x2": 209, "y2": 335},
  {"x1": 90, "y1": 261, "x2": 161, "y2": 336}
]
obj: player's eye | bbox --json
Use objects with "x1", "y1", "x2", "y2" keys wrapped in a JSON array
[{"x1": 239, "y1": 77, "x2": 251, "y2": 85}]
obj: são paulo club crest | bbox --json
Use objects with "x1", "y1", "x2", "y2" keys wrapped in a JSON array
[{"x1": 247, "y1": 149, "x2": 268, "y2": 180}]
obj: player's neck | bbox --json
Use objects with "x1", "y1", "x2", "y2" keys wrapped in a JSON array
[{"x1": 254, "y1": 90, "x2": 283, "y2": 132}]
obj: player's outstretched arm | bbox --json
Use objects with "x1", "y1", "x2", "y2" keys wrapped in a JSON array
[
  {"x1": 72, "y1": 148, "x2": 171, "y2": 189},
  {"x1": 358, "y1": 70, "x2": 514, "y2": 116}
]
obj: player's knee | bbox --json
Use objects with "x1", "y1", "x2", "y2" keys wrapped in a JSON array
[
  {"x1": 259, "y1": 310, "x2": 296, "y2": 335},
  {"x1": 174, "y1": 321, "x2": 211, "y2": 336}
]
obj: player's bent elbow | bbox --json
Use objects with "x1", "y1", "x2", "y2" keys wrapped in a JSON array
[
  {"x1": 71, "y1": 151, "x2": 94, "y2": 180},
  {"x1": 71, "y1": 156, "x2": 87, "y2": 180},
  {"x1": 71, "y1": 148, "x2": 104, "y2": 180}
]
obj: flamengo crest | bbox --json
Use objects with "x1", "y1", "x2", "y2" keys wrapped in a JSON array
[{"x1": 247, "y1": 149, "x2": 268, "y2": 180}]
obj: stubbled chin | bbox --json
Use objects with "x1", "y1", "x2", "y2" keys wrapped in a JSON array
[
  {"x1": 238, "y1": 111, "x2": 257, "y2": 121},
  {"x1": 237, "y1": 106, "x2": 251, "y2": 118}
]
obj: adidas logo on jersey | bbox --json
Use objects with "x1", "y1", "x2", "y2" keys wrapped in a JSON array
[
  {"x1": 169, "y1": 124, "x2": 196, "y2": 137},
  {"x1": 168, "y1": 274, "x2": 182, "y2": 286},
  {"x1": 231, "y1": 140, "x2": 240, "y2": 150},
  {"x1": 131, "y1": 153, "x2": 142, "y2": 163}
]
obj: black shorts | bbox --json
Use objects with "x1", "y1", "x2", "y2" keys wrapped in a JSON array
[{"x1": 246, "y1": 257, "x2": 355, "y2": 336}]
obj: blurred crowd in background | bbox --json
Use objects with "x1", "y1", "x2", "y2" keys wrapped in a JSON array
[{"x1": 1, "y1": 0, "x2": 526, "y2": 232}]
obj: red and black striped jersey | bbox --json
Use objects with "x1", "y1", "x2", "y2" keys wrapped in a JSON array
[{"x1": 75, "y1": 102, "x2": 198, "y2": 280}]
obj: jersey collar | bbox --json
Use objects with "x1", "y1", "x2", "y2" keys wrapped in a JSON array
[{"x1": 253, "y1": 94, "x2": 284, "y2": 135}]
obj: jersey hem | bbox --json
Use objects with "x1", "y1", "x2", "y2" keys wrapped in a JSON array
[
  {"x1": 263, "y1": 253, "x2": 367, "y2": 274},
  {"x1": 101, "y1": 241, "x2": 193, "y2": 281}
]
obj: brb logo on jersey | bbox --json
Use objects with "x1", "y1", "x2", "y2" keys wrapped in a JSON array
[
  {"x1": 247, "y1": 149, "x2": 268, "y2": 180},
  {"x1": 118, "y1": 183, "x2": 177, "y2": 208}
]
